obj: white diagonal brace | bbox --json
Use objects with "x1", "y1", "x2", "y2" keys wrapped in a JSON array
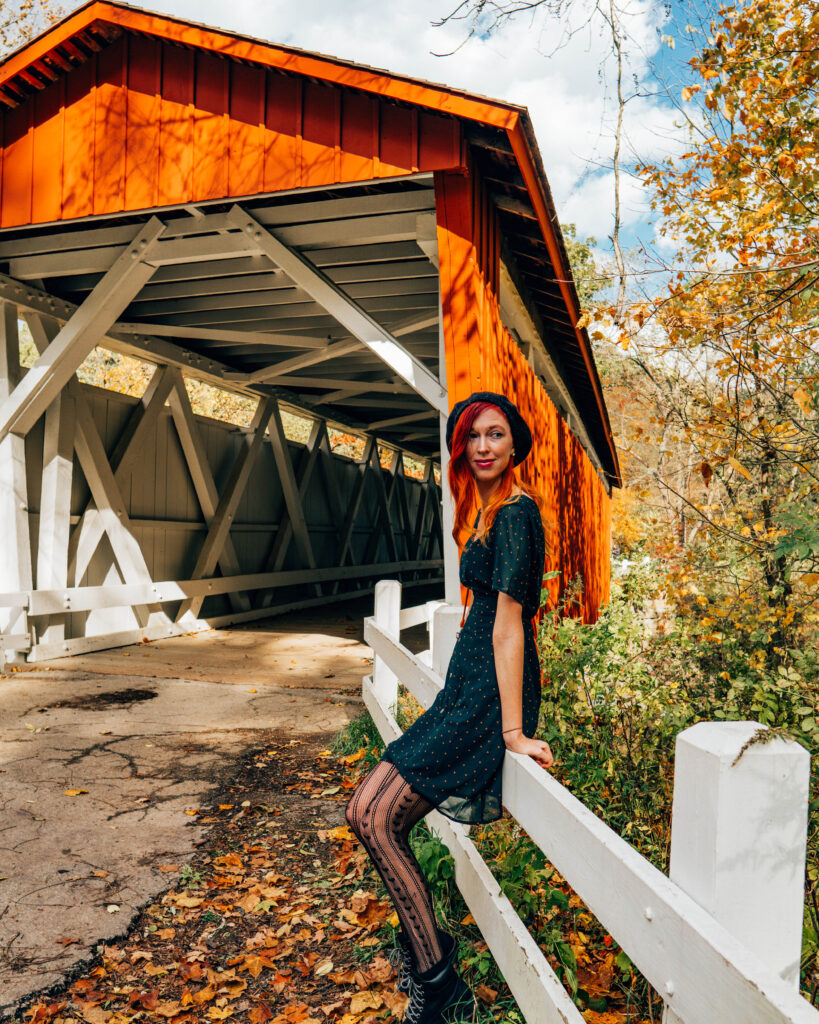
[
  {"x1": 0, "y1": 274, "x2": 255, "y2": 399},
  {"x1": 69, "y1": 363, "x2": 176, "y2": 587},
  {"x1": 412, "y1": 461, "x2": 434, "y2": 561},
  {"x1": 72, "y1": 399, "x2": 171, "y2": 629},
  {"x1": 422, "y1": 461, "x2": 444, "y2": 560},
  {"x1": 0, "y1": 217, "x2": 165, "y2": 442},
  {"x1": 176, "y1": 397, "x2": 276, "y2": 621},
  {"x1": 165, "y1": 367, "x2": 250, "y2": 614},
  {"x1": 328, "y1": 434, "x2": 377, "y2": 596},
  {"x1": 363, "y1": 439, "x2": 398, "y2": 565},
  {"x1": 23, "y1": 315, "x2": 166, "y2": 627},
  {"x1": 262, "y1": 400, "x2": 321, "y2": 601},
  {"x1": 22, "y1": 310, "x2": 173, "y2": 592},
  {"x1": 226, "y1": 205, "x2": 448, "y2": 414},
  {"x1": 257, "y1": 418, "x2": 323, "y2": 608}
]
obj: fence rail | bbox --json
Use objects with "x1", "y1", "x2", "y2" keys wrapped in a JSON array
[
  {"x1": 363, "y1": 579, "x2": 816, "y2": 1024},
  {"x1": 0, "y1": 563, "x2": 442, "y2": 664}
]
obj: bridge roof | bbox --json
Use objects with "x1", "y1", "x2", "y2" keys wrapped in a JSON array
[{"x1": 0, "y1": 1, "x2": 620, "y2": 485}]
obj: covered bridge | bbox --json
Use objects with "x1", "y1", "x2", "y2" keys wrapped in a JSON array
[{"x1": 0, "y1": 0, "x2": 621, "y2": 663}]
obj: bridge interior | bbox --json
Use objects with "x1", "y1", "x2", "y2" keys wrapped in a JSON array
[{"x1": 0, "y1": 176, "x2": 452, "y2": 663}]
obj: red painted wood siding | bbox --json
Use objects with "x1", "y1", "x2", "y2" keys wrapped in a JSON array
[
  {"x1": 435, "y1": 167, "x2": 611, "y2": 624},
  {"x1": 0, "y1": 32, "x2": 464, "y2": 228}
]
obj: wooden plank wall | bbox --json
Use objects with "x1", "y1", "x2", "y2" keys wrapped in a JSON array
[
  {"x1": 435, "y1": 167, "x2": 611, "y2": 623},
  {"x1": 22, "y1": 383, "x2": 439, "y2": 639},
  {"x1": 0, "y1": 31, "x2": 464, "y2": 228}
]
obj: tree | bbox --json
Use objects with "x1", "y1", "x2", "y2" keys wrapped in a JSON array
[
  {"x1": 433, "y1": 0, "x2": 653, "y2": 321},
  {"x1": 562, "y1": 223, "x2": 612, "y2": 308},
  {"x1": 0, "y1": 0, "x2": 62, "y2": 57},
  {"x1": 610, "y1": 0, "x2": 819, "y2": 661}
]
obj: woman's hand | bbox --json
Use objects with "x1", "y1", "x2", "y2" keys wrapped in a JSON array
[{"x1": 503, "y1": 730, "x2": 554, "y2": 770}]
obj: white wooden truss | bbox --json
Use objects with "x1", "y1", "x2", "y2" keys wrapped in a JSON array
[{"x1": 0, "y1": 178, "x2": 454, "y2": 661}]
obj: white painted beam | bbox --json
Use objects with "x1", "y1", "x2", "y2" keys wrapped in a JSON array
[
  {"x1": 8, "y1": 231, "x2": 257, "y2": 279},
  {"x1": 68, "y1": 363, "x2": 176, "y2": 587},
  {"x1": 165, "y1": 367, "x2": 251, "y2": 615},
  {"x1": 263, "y1": 400, "x2": 320, "y2": 599},
  {"x1": 36, "y1": 388, "x2": 75, "y2": 645},
  {"x1": 72, "y1": 398, "x2": 172, "y2": 630},
  {"x1": 226, "y1": 338, "x2": 363, "y2": 384},
  {"x1": 25, "y1": 560, "x2": 442, "y2": 616},
  {"x1": 257, "y1": 415, "x2": 348, "y2": 608},
  {"x1": 7, "y1": 212, "x2": 424, "y2": 281},
  {"x1": 0, "y1": 302, "x2": 32, "y2": 649},
  {"x1": 112, "y1": 322, "x2": 329, "y2": 350},
  {"x1": 226, "y1": 205, "x2": 448, "y2": 414},
  {"x1": 23, "y1": 574, "x2": 440, "y2": 662},
  {"x1": 392, "y1": 310, "x2": 440, "y2": 337},
  {"x1": 362, "y1": 436, "x2": 398, "y2": 565},
  {"x1": 367, "y1": 410, "x2": 435, "y2": 431},
  {"x1": 0, "y1": 218, "x2": 165, "y2": 441},
  {"x1": 176, "y1": 397, "x2": 275, "y2": 621}
]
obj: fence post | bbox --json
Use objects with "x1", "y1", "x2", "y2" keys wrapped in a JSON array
[
  {"x1": 663, "y1": 720, "x2": 810, "y2": 1023},
  {"x1": 372, "y1": 579, "x2": 401, "y2": 715},
  {"x1": 431, "y1": 604, "x2": 461, "y2": 680}
]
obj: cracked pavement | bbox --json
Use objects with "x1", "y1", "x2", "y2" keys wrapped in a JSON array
[{"x1": 0, "y1": 595, "x2": 423, "y2": 1016}]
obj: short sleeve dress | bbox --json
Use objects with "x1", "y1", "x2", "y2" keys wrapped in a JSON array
[{"x1": 381, "y1": 493, "x2": 546, "y2": 824}]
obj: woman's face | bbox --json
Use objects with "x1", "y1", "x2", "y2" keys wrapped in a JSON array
[{"x1": 466, "y1": 408, "x2": 514, "y2": 483}]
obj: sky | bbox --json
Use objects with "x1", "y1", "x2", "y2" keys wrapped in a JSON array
[{"x1": 59, "y1": 0, "x2": 704, "y2": 272}]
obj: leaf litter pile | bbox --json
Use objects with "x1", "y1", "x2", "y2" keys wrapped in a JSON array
[{"x1": 12, "y1": 732, "x2": 655, "y2": 1024}]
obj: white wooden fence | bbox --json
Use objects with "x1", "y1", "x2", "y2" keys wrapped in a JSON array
[{"x1": 363, "y1": 579, "x2": 816, "y2": 1024}]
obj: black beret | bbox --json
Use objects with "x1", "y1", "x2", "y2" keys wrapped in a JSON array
[{"x1": 445, "y1": 391, "x2": 533, "y2": 466}]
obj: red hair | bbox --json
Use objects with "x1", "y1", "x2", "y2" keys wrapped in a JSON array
[{"x1": 447, "y1": 400, "x2": 553, "y2": 555}]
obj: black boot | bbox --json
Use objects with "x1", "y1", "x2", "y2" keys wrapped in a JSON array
[
  {"x1": 402, "y1": 947, "x2": 477, "y2": 1024},
  {"x1": 388, "y1": 926, "x2": 457, "y2": 994}
]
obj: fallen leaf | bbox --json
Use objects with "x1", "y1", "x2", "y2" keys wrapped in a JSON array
[
  {"x1": 153, "y1": 1001, "x2": 183, "y2": 1017},
  {"x1": 81, "y1": 1008, "x2": 109, "y2": 1024},
  {"x1": 475, "y1": 983, "x2": 497, "y2": 1004},
  {"x1": 128, "y1": 991, "x2": 159, "y2": 1011},
  {"x1": 56, "y1": 937, "x2": 81, "y2": 947},
  {"x1": 349, "y1": 991, "x2": 383, "y2": 1013},
  {"x1": 157, "y1": 864, "x2": 179, "y2": 873},
  {"x1": 173, "y1": 894, "x2": 203, "y2": 908},
  {"x1": 249, "y1": 1003, "x2": 273, "y2": 1024},
  {"x1": 106, "y1": 905, "x2": 120, "y2": 914},
  {"x1": 64, "y1": 789, "x2": 89, "y2": 797}
]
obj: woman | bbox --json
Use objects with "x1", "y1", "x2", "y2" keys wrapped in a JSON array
[{"x1": 345, "y1": 391, "x2": 555, "y2": 1024}]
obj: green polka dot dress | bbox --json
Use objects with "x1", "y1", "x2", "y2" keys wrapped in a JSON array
[{"x1": 382, "y1": 493, "x2": 546, "y2": 824}]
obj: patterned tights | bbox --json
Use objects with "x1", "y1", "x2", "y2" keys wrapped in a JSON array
[{"x1": 345, "y1": 759, "x2": 445, "y2": 973}]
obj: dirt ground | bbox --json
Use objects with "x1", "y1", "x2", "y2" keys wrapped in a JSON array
[
  {"x1": 4, "y1": 731, "x2": 480, "y2": 1024},
  {"x1": 0, "y1": 593, "x2": 436, "y2": 1016}
]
